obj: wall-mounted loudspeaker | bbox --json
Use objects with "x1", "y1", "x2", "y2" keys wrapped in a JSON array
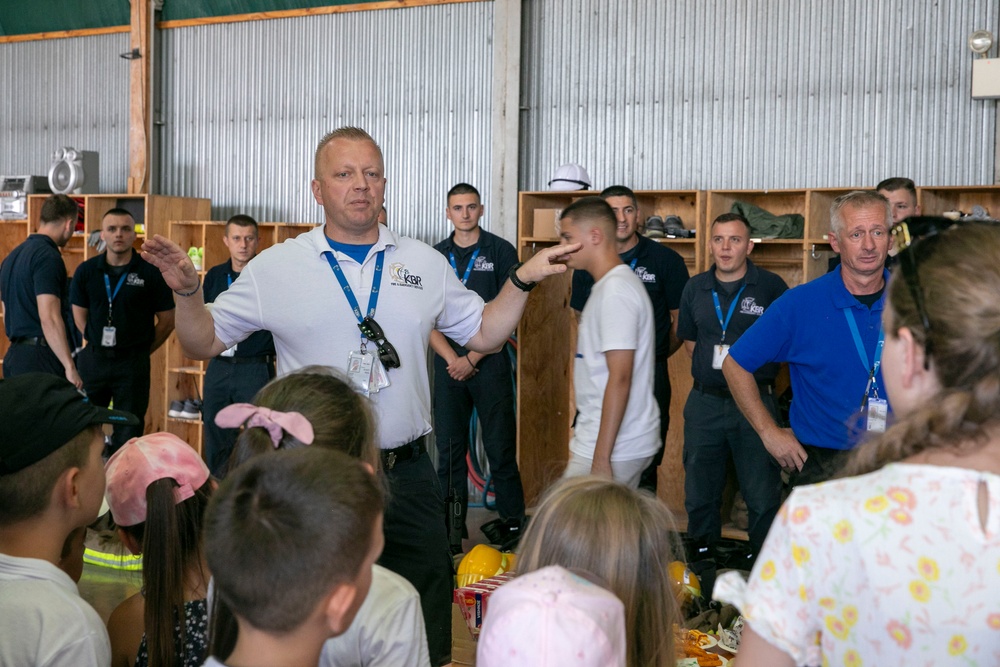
[{"x1": 47, "y1": 147, "x2": 100, "y2": 195}]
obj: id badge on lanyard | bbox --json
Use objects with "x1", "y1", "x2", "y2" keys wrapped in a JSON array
[
  {"x1": 102, "y1": 272, "x2": 128, "y2": 347},
  {"x1": 844, "y1": 309, "x2": 886, "y2": 432},
  {"x1": 711, "y1": 284, "x2": 747, "y2": 369},
  {"x1": 325, "y1": 249, "x2": 392, "y2": 395}
]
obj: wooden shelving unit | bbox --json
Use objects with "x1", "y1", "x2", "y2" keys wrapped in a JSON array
[
  {"x1": 515, "y1": 184, "x2": 996, "y2": 519},
  {"x1": 515, "y1": 190, "x2": 704, "y2": 509},
  {"x1": 163, "y1": 220, "x2": 315, "y2": 454},
  {"x1": 0, "y1": 194, "x2": 211, "y2": 439}
]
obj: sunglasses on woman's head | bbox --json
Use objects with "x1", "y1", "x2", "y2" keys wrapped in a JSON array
[{"x1": 890, "y1": 216, "x2": 1000, "y2": 368}]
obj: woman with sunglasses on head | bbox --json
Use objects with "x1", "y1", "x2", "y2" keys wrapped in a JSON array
[{"x1": 735, "y1": 218, "x2": 1000, "y2": 666}]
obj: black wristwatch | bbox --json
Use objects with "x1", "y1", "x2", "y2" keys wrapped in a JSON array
[{"x1": 508, "y1": 262, "x2": 538, "y2": 292}]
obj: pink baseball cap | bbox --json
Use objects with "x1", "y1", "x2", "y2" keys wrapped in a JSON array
[
  {"x1": 105, "y1": 432, "x2": 210, "y2": 527},
  {"x1": 476, "y1": 565, "x2": 626, "y2": 667}
]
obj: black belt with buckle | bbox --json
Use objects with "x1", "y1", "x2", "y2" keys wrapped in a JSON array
[
  {"x1": 11, "y1": 336, "x2": 48, "y2": 347},
  {"x1": 215, "y1": 355, "x2": 275, "y2": 365},
  {"x1": 380, "y1": 437, "x2": 426, "y2": 471},
  {"x1": 694, "y1": 380, "x2": 774, "y2": 398}
]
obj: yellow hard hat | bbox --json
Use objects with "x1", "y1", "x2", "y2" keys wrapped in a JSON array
[
  {"x1": 457, "y1": 544, "x2": 513, "y2": 588},
  {"x1": 668, "y1": 560, "x2": 702, "y2": 603}
]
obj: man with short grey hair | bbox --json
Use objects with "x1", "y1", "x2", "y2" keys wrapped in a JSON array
[{"x1": 723, "y1": 190, "x2": 892, "y2": 486}]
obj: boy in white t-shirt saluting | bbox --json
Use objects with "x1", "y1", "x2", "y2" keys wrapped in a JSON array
[{"x1": 559, "y1": 197, "x2": 660, "y2": 488}]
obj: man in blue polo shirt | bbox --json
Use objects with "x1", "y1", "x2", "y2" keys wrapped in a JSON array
[
  {"x1": 0, "y1": 194, "x2": 80, "y2": 385},
  {"x1": 429, "y1": 183, "x2": 525, "y2": 552},
  {"x1": 571, "y1": 185, "x2": 689, "y2": 493},
  {"x1": 723, "y1": 190, "x2": 892, "y2": 486}
]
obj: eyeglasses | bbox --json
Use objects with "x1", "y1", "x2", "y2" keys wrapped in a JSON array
[
  {"x1": 890, "y1": 216, "x2": 1000, "y2": 368},
  {"x1": 358, "y1": 316, "x2": 400, "y2": 369}
]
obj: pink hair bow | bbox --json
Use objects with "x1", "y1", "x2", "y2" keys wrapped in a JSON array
[{"x1": 214, "y1": 403, "x2": 315, "y2": 448}]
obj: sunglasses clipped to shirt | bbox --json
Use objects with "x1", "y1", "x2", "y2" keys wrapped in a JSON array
[
  {"x1": 358, "y1": 316, "x2": 401, "y2": 369},
  {"x1": 890, "y1": 215, "x2": 1000, "y2": 368}
]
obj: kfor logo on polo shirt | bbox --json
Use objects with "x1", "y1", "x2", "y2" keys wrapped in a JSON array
[
  {"x1": 740, "y1": 296, "x2": 764, "y2": 316},
  {"x1": 473, "y1": 256, "x2": 495, "y2": 272},
  {"x1": 126, "y1": 273, "x2": 144, "y2": 287},
  {"x1": 389, "y1": 263, "x2": 424, "y2": 289},
  {"x1": 634, "y1": 266, "x2": 657, "y2": 283}
]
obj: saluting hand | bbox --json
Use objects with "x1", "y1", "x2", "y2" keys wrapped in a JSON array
[
  {"x1": 516, "y1": 242, "x2": 582, "y2": 283},
  {"x1": 141, "y1": 235, "x2": 200, "y2": 294}
]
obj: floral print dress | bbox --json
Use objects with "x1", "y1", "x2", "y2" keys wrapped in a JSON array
[{"x1": 743, "y1": 463, "x2": 1000, "y2": 666}]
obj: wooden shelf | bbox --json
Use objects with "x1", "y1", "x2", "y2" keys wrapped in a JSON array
[
  {"x1": 1, "y1": 195, "x2": 212, "y2": 446},
  {"x1": 515, "y1": 183, "x2": 995, "y2": 521},
  {"x1": 162, "y1": 219, "x2": 315, "y2": 455}
]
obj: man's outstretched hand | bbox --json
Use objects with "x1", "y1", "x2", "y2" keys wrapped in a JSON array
[
  {"x1": 515, "y1": 243, "x2": 582, "y2": 283},
  {"x1": 142, "y1": 235, "x2": 200, "y2": 294}
]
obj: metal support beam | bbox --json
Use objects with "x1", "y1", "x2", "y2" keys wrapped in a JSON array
[{"x1": 489, "y1": 0, "x2": 522, "y2": 243}]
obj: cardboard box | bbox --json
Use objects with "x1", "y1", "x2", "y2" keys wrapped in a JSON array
[
  {"x1": 532, "y1": 208, "x2": 562, "y2": 238},
  {"x1": 452, "y1": 603, "x2": 477, "y2": 666},
  {"x1": 454, "y1": 572, "x2": 516, "y2": 637}
]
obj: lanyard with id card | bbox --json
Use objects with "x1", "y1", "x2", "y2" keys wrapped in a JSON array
[
  {"x1": 324, "y1": 248, "x2": 390, "y2": 396},
  {"x1": 102, "y1": 272, "x2": 128, "y2": 347},
  {"x1": 844, "y1": 309, "x2": 887, "y2": 432},
  {"x1": 711, "y1": 283, "x2": 747, "y2": 369},
  {"x1": 449, "y1": 247, "x2": 481, "y2": 285}
]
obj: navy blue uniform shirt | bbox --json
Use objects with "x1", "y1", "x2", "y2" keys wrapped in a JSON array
[
  {"x1": 433, "y1": 228, "x2": 518, "y2": 355},
  {"x1": 676, "y1": 259, "x2": 789, "y2": 387},
  {"x1": 69, "y1": 250, "x2": 174, "y2": 351},
  {"x1": 1, "y1": 234, "x2": 68, "y2": 339},
  {"x1": 204, "y1": 259, "x2": 276, "y2": 358}
]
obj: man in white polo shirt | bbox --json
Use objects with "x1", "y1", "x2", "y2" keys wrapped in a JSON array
[
  {"x1": 558, "y1": 196, "x2": 659, "y2": 488},
  {"x1": 141, "y1": 126, "x2": 577, "y2": 666}
]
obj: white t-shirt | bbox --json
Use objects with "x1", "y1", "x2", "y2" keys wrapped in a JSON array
[
  {"x1": 570, "y1": 264, "x2": 659, "y2": 462},
  {"x1": 209, "y1": 224, "x2": 485, "y2": 449},
  {"x1": 745, "y1": 463, "x2": 1000, "y2": 666},
  {"x1": 320, "y1": 564, "x2": 430, "y2": 667},
  {"x1": 0, "y1": 552, "x2": 111, "y2": 667}
]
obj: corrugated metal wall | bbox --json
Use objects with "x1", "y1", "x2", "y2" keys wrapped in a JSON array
[
  {"x1": 4, "y1": 1, "x2": 998, "y2": 225},
  {"x1": 520, "y1": 0, "x2": 999, "y2": 191},
  {"x1": 159, "y1": 2, "x2": 494, "y2": 242},
  {"x1": 0, "y1": 32, "x2": 130, "y2": 193}
]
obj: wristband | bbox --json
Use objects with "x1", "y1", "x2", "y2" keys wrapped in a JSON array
[
  {"x1": 174, "y1": 276, "x2": 201, "y2": 297},
  {"x1": 466, "y1": 356, "x2": 477, "y2": 370},
  {"x1": 508, "y1": 262, "x2": 537, "y2": 292}
]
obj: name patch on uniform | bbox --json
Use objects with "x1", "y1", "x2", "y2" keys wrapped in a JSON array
[
  {"x1": 634, "y1": 266, "x2": 657, "y2": 283},
  {"x1": 740, "y1": 296, "x2": 764, "y2": 316},
  {"x1": 389, "y1": 263, "x2": 424, "y2": 289},
  {"x1": 473, "y1": 256, "x2": 495, "y2": 272},
  {"x1": 126, "y1": 273, "x2": 144, "y2": 287}
]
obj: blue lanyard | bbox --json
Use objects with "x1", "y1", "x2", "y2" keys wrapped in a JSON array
[
  {"x1": 323, "y1": 249, "x2": 385, "y2": 324},
  {"x1": 843, "y1": 309, "x2": 884, "y2": 398},
  {"x1": 226, "y1": 273, "x2": 233, "y2": 288},
  {"x1": 103, "y1": 272, "x2": 128, "y2": 323},
  {"x1": 629, "y1": 257, "x2": 638, "y2": 271},
  {"x1": 711, "y1": 284, "x2": 747, "y2": 344},
  {"x1": 448, "y1": 248, "x2": 481, "y2": 285}
]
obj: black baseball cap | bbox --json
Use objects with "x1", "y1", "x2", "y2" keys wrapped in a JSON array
[{"x1": 0, "y1": 373, "x2": 139, "y2": 475}]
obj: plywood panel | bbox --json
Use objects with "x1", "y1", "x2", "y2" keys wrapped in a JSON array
[{"x1": 516, "y1": 255, "x2": 573, "y2": 505}]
